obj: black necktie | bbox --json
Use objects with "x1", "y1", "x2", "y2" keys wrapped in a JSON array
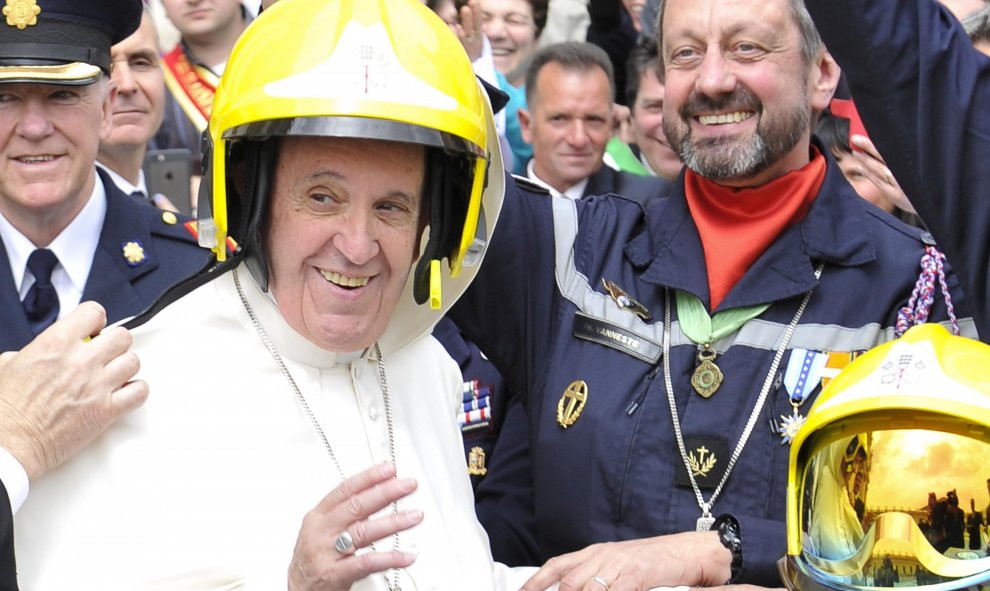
[
  {"x1": 23, "y1": 248, "x2": 60, "y2": 335},
  {"x1": 129, "y1": 190, "x2": 150, "y2": 204}
]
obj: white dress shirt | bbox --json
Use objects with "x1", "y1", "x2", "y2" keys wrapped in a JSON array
[
  {"x1": 527, "y1": 159, "x2": 588, "y2": 200},
  {"x1": 0, "y1": 176, "x2": 106, "y2": 317},
  {"x1": 96, "y1": 161, "x2": 150, "y2": 201},
  {"x1": 0, "y1": 449, "x2": 27, "y2": 516},
  {"x1": 0, "y1": 173, "x2": 107, "y2": 517}
]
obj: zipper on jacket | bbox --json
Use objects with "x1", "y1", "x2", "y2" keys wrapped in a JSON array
[{"x1": 626, "y1": 364, "x2": 661, "y2": 415}]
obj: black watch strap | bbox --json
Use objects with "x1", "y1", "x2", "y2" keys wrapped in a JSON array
[{"x1": 713, "y1": 513, "x2": 742, "y2": 583}]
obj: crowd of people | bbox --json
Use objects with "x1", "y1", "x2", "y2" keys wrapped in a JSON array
[{"x1": 1, "y1": 0, "x2": 989, "y2": 589}]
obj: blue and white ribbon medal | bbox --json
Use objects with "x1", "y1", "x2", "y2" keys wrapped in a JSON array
[{"x1": 778, "y1": 348, "x2": 828, "y2": 444}]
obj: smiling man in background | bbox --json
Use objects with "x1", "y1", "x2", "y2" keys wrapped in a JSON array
[
  {"x1": 521, "y1": 41, "x2": 670, "y2": 204},
  {"x1": 0, "y1": 0, "x2": 213, "y2": 353}
]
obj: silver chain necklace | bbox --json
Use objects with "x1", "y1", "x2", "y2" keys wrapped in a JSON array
[
  {"x1": 662, "y1": 263, "x2": 823, "y2": 531},
  {"x1": 233, "y1": 268, "x2": 402, "y2": 591}
]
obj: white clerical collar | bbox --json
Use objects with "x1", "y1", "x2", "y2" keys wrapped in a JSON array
[
  {"x1": 96, "y1": 161, "x2": 149, "y2": 199},
  {"x1": 224, "y1": 265, "x2": 367, "y2": 369},
  {"x1": 0, "y1": 173, "x2": 107, "y2": 300},
  {"x1": 526, "y1": 159, "x2": 588, "y2": 200}
]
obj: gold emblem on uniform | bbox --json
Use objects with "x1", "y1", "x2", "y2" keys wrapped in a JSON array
[
  {"x1": 556, "y1": 380, "x2": 588, "y2": 429},
  {"x1": 162, "y1": 211, "x2": 178, "y2": 225},
  {"x1": 467, "y1": 446, "x2": 487, "y2": 476},
  {"x1": 3, "y1": 0, "x2": 40, "y2": 29},
  {"x1": 602, "y1": 278, "x2": 652, "y2": 322},
  {"x1": 122, "y1": 241, "x2": 146, "y2": 265},
  {"x1": 687, "y1": 445, "x2": 717, "y2": 477}
]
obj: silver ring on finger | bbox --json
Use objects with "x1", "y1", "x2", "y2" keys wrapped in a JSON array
[
  {"x1": 591, "y1": 575, "x2": 610, "y2": 590},
  {"x1": 335, "y1": 530, "x2": 356, "y2": 555}
]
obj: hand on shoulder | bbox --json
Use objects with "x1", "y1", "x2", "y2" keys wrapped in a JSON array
[{"x1": 0, "y1": 302, "x2": 148, "y2": 480}]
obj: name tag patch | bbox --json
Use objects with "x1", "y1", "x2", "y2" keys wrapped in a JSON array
[{"x1": 573, "y1": 312, "x2": 661, "y2": 363}]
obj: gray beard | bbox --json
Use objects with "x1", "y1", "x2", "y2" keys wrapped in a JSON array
[
  {"x1": 679, "y1": 133, "x2": 773, "y2": 182},
  {"x1": 670, "y1": 106, "x2": 810, "y2": 183}
]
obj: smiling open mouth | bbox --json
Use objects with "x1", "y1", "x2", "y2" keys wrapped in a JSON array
[
  {"x1": 320, "y1": 270, "x2": 370, "y2": 289},
  {"x1": 697, "y1": 111, "x2": 754, "y2": 125},
  {"x1": 17, "y1": 155, "x2": 56, "y2": 163}
]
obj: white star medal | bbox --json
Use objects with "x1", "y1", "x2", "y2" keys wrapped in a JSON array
[
  {"x1": 777, "y1": 409, "x2": 806, "y2": 444},
  {"x1": 778, "y1": 348, "x2": 827, "y2": 444}
]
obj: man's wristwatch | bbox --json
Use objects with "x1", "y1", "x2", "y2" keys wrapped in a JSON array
[{"x1": 713, "y1": 513, "x2": 742, "y2": 583}]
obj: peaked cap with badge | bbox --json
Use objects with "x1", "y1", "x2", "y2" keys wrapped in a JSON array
[{"x1": 0, "y1": 0, "x2": 141, "y2": 85}]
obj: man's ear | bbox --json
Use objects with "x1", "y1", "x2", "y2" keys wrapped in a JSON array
[
  {"x1": 519, "y1": 108, "x2": 533, "y2": 144},
  {"x1": 100, "y1": 80, "x2": 117, "y2": 141},
  {"x1": 809, "y1": 50, "x2": 841, "y2": 113}
]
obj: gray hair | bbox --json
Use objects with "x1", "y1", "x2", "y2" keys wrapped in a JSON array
[
  {"x1": 963, "y1": 4, "x2": 990, "y2": 46},
  {"x1": 654, "y1": 0, "x2": 824, "y2": 70},
  {"x1": 524, "y1": 41, "x2": 616, "y2": 105}
]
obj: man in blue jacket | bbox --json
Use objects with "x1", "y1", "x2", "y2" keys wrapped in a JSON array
[
  {"x1": 451, "y1": 0, "x2": 976, "y2": 588},
  {"x1": 0, "y1": 0, "x2": 214, "y2": 353},
  {"x1": 804, "y1": 0, "x2": 990, "y2": 341}
]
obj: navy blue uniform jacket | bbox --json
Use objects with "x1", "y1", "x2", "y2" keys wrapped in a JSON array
[
  {"x1": 805, "y1": 0, "x2": 990, "y2": 338},
  {"x1": 0, "y1": 481, "x2": 12, "y2": 590},
  {"x1": 0, "y1": 169, "x2": 214, "y2": 352},
  {"x1": 582, "y1": 165, "x2": 672, "y2": 205},
  {"x1": 450, "y1": 146, "x2": 973, "y2": 585}
]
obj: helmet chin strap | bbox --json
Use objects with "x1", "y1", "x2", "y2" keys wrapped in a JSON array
[
  {"x1": 240, "y1": 139, "x2": 278, "y2": 293},
  {"x1": 412, "y1": 148, "x2": 472, "y2": 306},
  {"x1": 197, "y1": 131, "x2": 219, "y2": 251}
]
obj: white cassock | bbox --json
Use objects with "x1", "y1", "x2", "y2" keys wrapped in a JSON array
[{"x1": 14, "y1": 266, "x2": 539, "y2": 590}]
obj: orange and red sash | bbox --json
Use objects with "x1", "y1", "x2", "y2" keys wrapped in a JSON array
[{"x1": 161, "y1": 44, "x2": 218, "y2": 134}]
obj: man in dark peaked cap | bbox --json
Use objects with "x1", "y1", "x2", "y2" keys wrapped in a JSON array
[
  {"x1": 0, "y1": 4, "x2": 212, "y2": 584},
  {"x1": 0, "y1": 0, "x2": 214, "y2": 354}
]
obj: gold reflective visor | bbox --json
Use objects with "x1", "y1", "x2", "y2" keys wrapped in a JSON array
[
  {"x1": 800, "y1": 428, "x2": 990, "y2": 585},
  {"x1": 0, "y1": 62, "x2": 102, "y2": 85}
]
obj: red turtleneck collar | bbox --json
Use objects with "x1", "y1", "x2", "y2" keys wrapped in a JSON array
[{"x1": 684, "y1": 149, "x2": 826, "y2": 311}]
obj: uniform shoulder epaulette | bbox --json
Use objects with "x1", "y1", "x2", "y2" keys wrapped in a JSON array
[
  {"x1": 510, "y1": 174, "x2": 551, "y2": 196},
  {"x1": 144, "y1": 209, "x2": 199, "y2": 242}
]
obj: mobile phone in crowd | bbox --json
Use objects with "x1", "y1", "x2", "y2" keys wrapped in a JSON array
[{"x1": 143, "y1": 149, "x2": 193, "y2": 216}]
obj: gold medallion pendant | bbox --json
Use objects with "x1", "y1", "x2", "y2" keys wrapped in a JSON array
[{"x1": 691, "y1": 346, "x2": 723, "y2": 398}]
